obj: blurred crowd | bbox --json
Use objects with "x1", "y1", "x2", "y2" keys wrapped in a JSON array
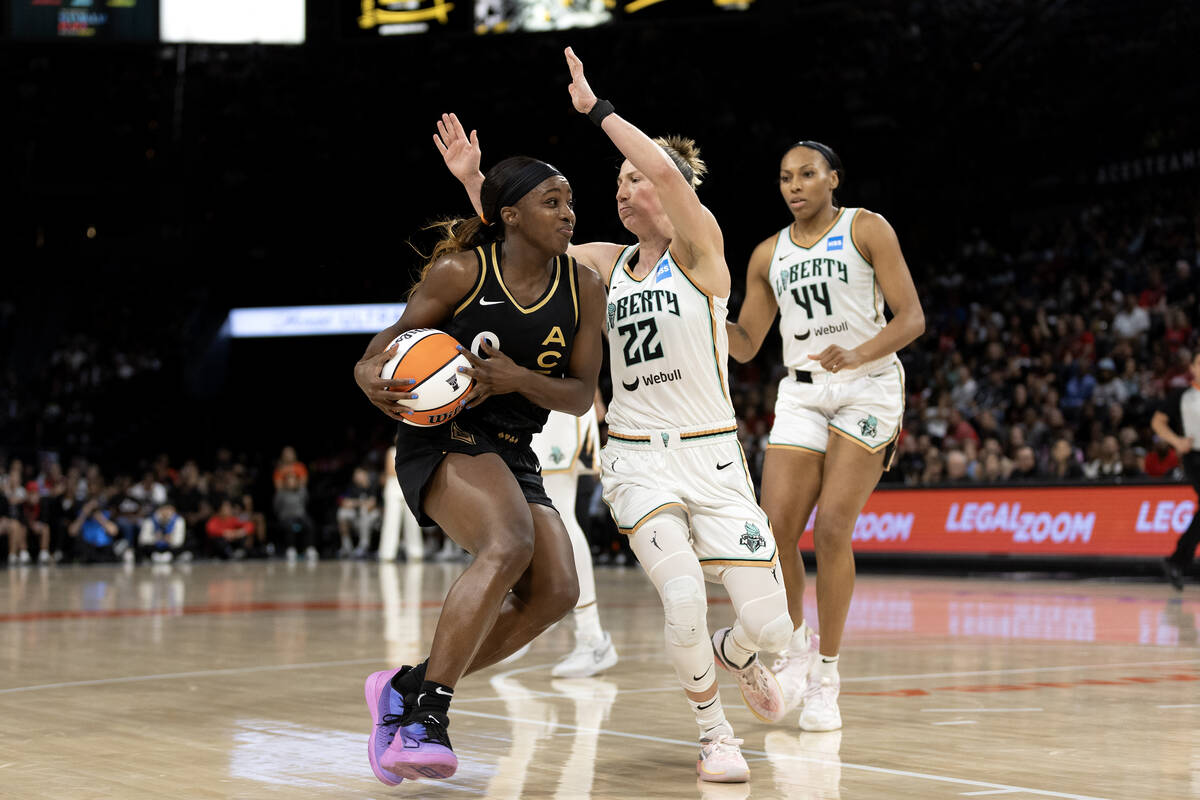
[{"x1": 0, "y1": 445, "x2": 625, "y2": 569}]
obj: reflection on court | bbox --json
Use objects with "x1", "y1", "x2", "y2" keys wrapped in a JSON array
[{"x1": 0, "y1": 562, "x2": 1197, "y2": 799}]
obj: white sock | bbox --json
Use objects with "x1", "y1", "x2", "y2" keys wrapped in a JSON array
[
  {"x1": 689, "y1": 690, "x2": 729, "y2": 737},
  {"x1": 813, "y1": 653, "x2": 839, "y2": 681},
  {"x1": 788, "y1": 620, "x2": 812, "y2": 654},
  {"x1": 574, "y1": 602, "x2": 604, "y2": 644}
]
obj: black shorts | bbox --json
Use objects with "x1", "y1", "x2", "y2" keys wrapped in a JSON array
[{"x1": 394, "y1": 418, "x2": 551, "y2": 527}]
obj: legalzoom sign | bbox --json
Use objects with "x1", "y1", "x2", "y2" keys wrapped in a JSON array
[{"x1": 802, "y1": 485, "x2": 1194, "y2": 557}]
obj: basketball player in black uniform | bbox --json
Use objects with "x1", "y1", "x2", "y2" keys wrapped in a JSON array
[{"x1": 353, "y1": 156, "x2": 606, "y2": 783}]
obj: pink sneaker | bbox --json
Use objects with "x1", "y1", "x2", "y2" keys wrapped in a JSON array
[
  {"x1": 712, "y1": 627, "x2": 786, "y2": 723},
  {"x1": 381, "y1": 711, "x2": 458, "y2": 780},
  {"x1": 363, "y1": 669, "x2": 407, "y2": 786},
  {"x1": 696, "y1": 733, "x2": 750, "y2": 783}
]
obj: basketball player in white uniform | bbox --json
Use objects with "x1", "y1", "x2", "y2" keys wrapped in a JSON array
[
  {"x1": 530, "y1": 401, "x2": 619, "y2": 677},
  {"x1": 435, "y1": 50, "x2": 796, "y2": 778},
  {"x1": 728, "y1": 141, "x2": 925, "y2": 731}
]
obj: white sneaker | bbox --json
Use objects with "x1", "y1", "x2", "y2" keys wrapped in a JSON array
[
  {"x1": 799, "y1": 674, "x2": 842, "y2": 732},
  {"x1": 712, "y1": 627, "x2": 785, "y2": 722},
  {"x1": 305, "y1": 546, "x2": 319, "y2": 562},
  {"x1": 37, "y1": 550, "x2": 51, "y2": 565},
  {"x1": 696, "y1": 733, "x2": 749, "y2": 783},
  {"x1": 773, "y1": 632, "x2": 818, "y2": 714},
  {"x1": 18, "y1": 550, "x2": 32, "y2": 565},
  {"x1": 285, "y1": 547, "x2": 298, "y2": 563},
  {"x1": 551, "y1": 631, "x2": 618, "y2": 678}
]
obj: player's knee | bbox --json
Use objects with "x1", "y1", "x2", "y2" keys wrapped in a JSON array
[
  {"x1": 662, "y1": 575, "x2": 706, "y2": 648},
  {"x1": 541, "y1": 571, "x2": 580, "y2": 623},
  {"x1": 477, "y1": 525, "x2": 535, "y2": 578},
  {"x1": 753, "y1": 611, "x2": 794, "y2": 653},
  {"x1": 812, "y1": 510, "x2": 854, "y2": 552}
]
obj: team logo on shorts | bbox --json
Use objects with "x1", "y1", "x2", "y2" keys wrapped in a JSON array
[
  {"x1": 858, "y1": 415, "x2": 879, "y2": 438},
  {"x1": 550, "y1": 446, "x2": 565, "y2": 465},
  {"x1": 450, "y1": 422, "x2": 475, "y2": 445},
  {"x1": 740, "y1": 522, "x2": 766, "y2": 553},
  {"x1": 607, "y1": 302, "x2": 617, "y2": 330},
  {"x1": 661, "y1": 432, "x2": 670, "y2": 447}
]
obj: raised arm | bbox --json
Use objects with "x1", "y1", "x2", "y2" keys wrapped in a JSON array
[
  {"x1": 808, "y1": 210, "x2": 925, "y2": 371},
  {"x1": 727, "y1": 236, "x2": 780, "y2": 362},
  {"x1": 564, "y1": 47, "x2": 728, "y2": 295}
]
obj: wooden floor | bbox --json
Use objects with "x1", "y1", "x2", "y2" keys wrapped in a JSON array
[{"x1": 1, "y1": 560, "x2": 1198, "y2": 799}]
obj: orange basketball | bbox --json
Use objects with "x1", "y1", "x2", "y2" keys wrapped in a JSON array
[{"x1": 380, "y1": 328, "x2": 474, "y2": 427}]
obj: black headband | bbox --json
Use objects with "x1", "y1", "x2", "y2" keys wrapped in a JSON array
[
  {"x1": 790, "y1": 140, "x2": 840, "y2": 174},
  {"x1": 484, "y1": 160, "x2": 564, "y2": 225}
]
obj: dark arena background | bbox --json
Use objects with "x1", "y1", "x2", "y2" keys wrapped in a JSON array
[{"x1": 3, "y1": 2, "x2": 1200, "y2": 798}]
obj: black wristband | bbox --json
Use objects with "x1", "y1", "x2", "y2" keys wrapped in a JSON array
[{"x1": 587, "y1": 99, "x2": 615, "y2": 127}]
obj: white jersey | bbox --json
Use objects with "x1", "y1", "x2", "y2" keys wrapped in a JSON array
[
  {"x1": 769, "y1": 207, "x2": 897, "y2": 375},
  {"x1": 531, "y1": 406, "x2": 599, "y2": 475},
  {"x1": 604, "y1": 245, "x2": 735, "y2": 433}
]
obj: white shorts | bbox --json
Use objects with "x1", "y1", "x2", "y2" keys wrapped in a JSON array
[
  {"x1": 532, "y1": 406, "x2": 599, "y2": 476},
  {"x1": 769, "y1": 360, "x2": 905, "y2": 462},
  {"x1": 600, "y1": 421, "x2": 776, "y2": 575}
]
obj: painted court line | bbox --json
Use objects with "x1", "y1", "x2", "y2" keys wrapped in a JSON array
[
  {"x1": 1157, "y1": 703, "x2": 1200, "y2": 708},
  {"x1": 933, "y1": 720, "x2": 978, "y2": 726},
  {"x1": 961, "y1": 790, "x2": 1023, "y2": 796},
  {"x1": 922, "y1": 708, "x2": 1043, "y2": 713},
  {"x1": 452, "y1": 708, "x2": 1114, "y2": 800},
  {"x1": 0, "y1": 657, "x2": 384, "y2": 695}
]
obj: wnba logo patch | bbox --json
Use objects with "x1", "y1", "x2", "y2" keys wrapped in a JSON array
[
  {"x1": 740, "y1": 522, "x2": 766, "y2": 553},
  {"x1": 826, "y1": 235, "x2": 844, "y2": 252}
]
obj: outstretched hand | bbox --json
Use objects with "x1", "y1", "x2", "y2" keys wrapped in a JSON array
[
  {"x1": 564, "y1": 47, "x2": 598, "y2": 114},
  {"x1": 433, "y1": 112, "x2": 481, "y2": 184},
  {"x1": 455, "y1": 341, "x2": 524, "y2": 410}
]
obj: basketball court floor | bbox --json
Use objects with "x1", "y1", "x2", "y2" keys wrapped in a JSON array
[{"x1": 1, "y1": 560, "x2": 1197, "y2": 799}]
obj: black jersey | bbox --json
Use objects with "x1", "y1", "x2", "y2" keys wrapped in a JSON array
[{"x1": 440, "y1": 242, "x2": 581, "y2": 444}]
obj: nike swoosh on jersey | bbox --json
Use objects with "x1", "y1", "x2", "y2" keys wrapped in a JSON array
[
  {"x1": 479, "y1": 298, "x2": 505, "y2": 306},
  {"x1": 716, "y1": 462, "x2": 733, "y2": 470}
]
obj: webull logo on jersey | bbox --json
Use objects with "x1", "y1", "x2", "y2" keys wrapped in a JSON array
[
  {"x1": 622, "y1": 368, "x2": 684, "y2": 391},
  {"x1": 826, "y1": 235, "x2": 844, "y2": 252},
  {"x1": 611, "y1": 289, "x2": 681, "y2": 323},
  {"x1": 945, "y1": 502, "x2": 1096, "y2": 544},
  {"x1": 654, "y1": 258, "x2": 672, "y2": 283}
]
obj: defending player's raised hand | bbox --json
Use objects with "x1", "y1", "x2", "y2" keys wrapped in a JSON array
[
  {"x1": 807, "y1": 344, "x2": 867, "y2": 374},
  {"x1": 434, "y1": 113, "x2": 481, "y2": 184},
  {"x1": 354, "y1": 343, "x2": 418, "y2": 421},
  {"x1": 564, "y1": 47, "x2": 599, "y2": 114},
  {"x1": 455, "y1": 341, "x2": 524, "y2": 409}
]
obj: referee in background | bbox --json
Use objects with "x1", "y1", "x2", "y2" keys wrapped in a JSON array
[{"x1": 1151, "y1": 350, "x2": 1200, "y2": 590}]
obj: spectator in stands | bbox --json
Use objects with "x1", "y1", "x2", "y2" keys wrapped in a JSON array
[
  {"x1": 173, "y1": 460, "x2": 211, "y2": 549},
  {"x1": 1046, "y1": 437, "x2": 1084, "y2": 480},
  {"x1": 1084, "y1": 435, "x2": 1123, "y2": 479},
  {"x1": 138, "y1": 503, "x2": 186, "y2": 563},
  {"x1": 205, "y1": 499, "x2": 258, "y2": 559},
  {"x1": 273, "y1": 445, "x2": 308, "y2": 490},
  {"x1": 1092, "y1": 357, "x2": 1129, "y2": 408},
  {"x1": 69, "y1": 495, "x2": 119, "y2": 563},
  {"x1": 1144, "y1": 437, "x2": 1181, "y2": 478},
  {"x1": 1112, "y1": 292, "x2": 1150, "y2": 340},
  {"x1": 1011, "y1": 445, "x2": 1041, "y2": 481},
  {"x1": 336, "y1": 467, "x2": 380, "y2": 558},
  {"x1": 920, "y1": 448, "x2": 945, "y2": 485},
  {"x1": 273, "y1": 470, "x2": 318, "y2": 562},
  {"x1": 944, "y1": 450, "x2": 973, "y2": 483},
  {"x1": 1121, "y1": 447, "x2": 1145, "y2": 477}
]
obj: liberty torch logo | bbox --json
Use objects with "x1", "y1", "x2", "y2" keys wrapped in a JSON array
[{"x1": 740, "y1": 523, "x2": 766, "y2": 553}]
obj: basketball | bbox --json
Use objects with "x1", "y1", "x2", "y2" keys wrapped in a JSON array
[{"x1": 380, "y1": 328, "x2": 474, "y2": 427}]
